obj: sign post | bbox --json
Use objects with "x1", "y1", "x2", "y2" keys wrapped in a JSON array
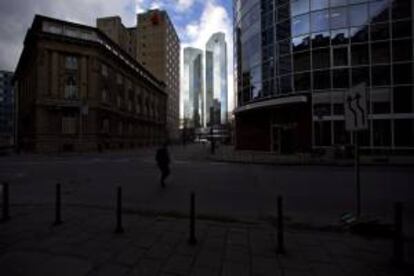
[{"x1": 345, "y1": 83, "x2": 368, "y2": 218}]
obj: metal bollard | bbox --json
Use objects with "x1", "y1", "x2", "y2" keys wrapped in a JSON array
[
  {"x1": 53, "y1": 183, "x2": 62, "y2": 226},
  {"x1": 277, "y1": 195, "x2": 285, "y2": 254},
  {"x1": 188, "y1": 191, "x2": 197, "y2": 245},
  {"x1": 115, "y1": 186, "x2": 124, "y2": 234},
  {"x1": 392, "y1": 202, "x2": 404, "y2": 266},
  {"x1": 2, "y1": 182, "x2": 10, "y2": 222}
]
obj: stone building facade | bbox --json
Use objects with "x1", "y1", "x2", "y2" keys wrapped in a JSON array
[{"x1": 14, "y1": 15, "x2": 167, "y2": 153}]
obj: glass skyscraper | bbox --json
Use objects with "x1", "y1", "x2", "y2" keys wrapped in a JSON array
[
  {"x1": 234, "y1": 0, "x2": 414, "y2": 153},
  {"x1": 183, "y1": 47, "x2": 204, "y2": 128},
  {"x1": 206, "y1": 32, "x2": 228, "y2": 126}
]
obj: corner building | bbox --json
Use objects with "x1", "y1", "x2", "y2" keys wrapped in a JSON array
[
  {"x1": 15, "y1": 15, "x2": 167, "y2": 152},
  {"x1": 234, "y1": 0, "x2": 414, "y2": 153}
]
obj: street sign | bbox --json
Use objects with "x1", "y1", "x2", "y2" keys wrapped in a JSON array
[{"x1": 345, "y1": 83, "x2": 368, "y2": 131}]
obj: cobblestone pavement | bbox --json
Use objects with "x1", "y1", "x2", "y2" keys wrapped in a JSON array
[{"x1": 0, "y1": 205, "x2": 412, "y2": 276}]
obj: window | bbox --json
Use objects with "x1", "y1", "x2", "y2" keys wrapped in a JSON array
[
  {"x1": 312, "y1": 48, "x2": 330, "y2": 69},
  {"x1": 330, "y1": 7, "x2": 348, "y2": 29},
  {"x1": 392, "y1": 39, "x2": 413, "y2": 62},
  {"x1": 371, "y1": 42, "x2": 390, "y2": 64},
  {"x1": 294, "y1": 72, "x2": 311, "y2": 91},
  {"x1": 333, "y1": 69, "x2": 349, "y2": 88},
  {"x1": 373, "y1": 120, "x2": 391, "y2": 147},
  {"x1": 394, "y1": 119, "x2": 414, "y2": 147},
  {"x1": 392, "y1": 20, "x2": 412, "y2": 39},
  {"x1": 350, "y1": 27, "x2": 368, "y2": 43},
  {"x1": 292, "y1": 14, "x2": 310, "y2": 36},
  {"x1": 351, "y1": 44, "x2": 369, "y2": 65},
  {"x1": 311, "y1": 10, "x2": 329, "y2": 32},
  {"x1": 311, "y1": 0, "x2": 328, "y2": 11},
  {"x1": 369, "y1": 0, "x2": 390, "y2": 23},
  {"x1": 371, "y1": 23, "x2": 389, "y2": 41},
  {"x1": 330, "y1": 0, "x2": 347, "y2": 8},
  {"x1": 292, "y1": 35, "x2": 310, "y2": 52},
  {"x1": 352, "y1": 67, "x2": 370, "y2": 87},
  {"x1": 371, "y1": 65, "x2": 390, "y2": 86},
  {"x1": 291, "y1": 0, "x2": 309, "y2": 16},
  {"x1": 64, "y1": 76, "x2": 78, "y2": 99},
  {"x1": 349, "y1": 4, "x2": 368, "y2": 26},
  {"x1": 294, "y1": 51, "x2": 310, "y2": 71},
  {"x1": 372, "y1": 88, "x2": 391, "y2": 114},
  {"x1": 311, "y1": 31, "x2": 330, "y2": 48},
  {"x1": 313, "y1": 70, "x2": 331, "y2": 89},
  {"x1": 392, "y1": 0, "x2": 411, "y2": 20},
  {"x1": 393, "y1": 86, "x2": 414, "y2": 113},
  {"x1": 333, "y1": 46, "x2": 349, "y2": 67},
  {"x1": 65, "y1": 56, "x2": 78, "y2": 70},
  {"x1": 331, "y1": 28, "x2": 349, "y2": 45},
  {"x1": 393, "y1": 63, "x2": 413, "y2": 85},
  {"x1": 280, "y1": 75, "x2": 293, "y2": 94}
]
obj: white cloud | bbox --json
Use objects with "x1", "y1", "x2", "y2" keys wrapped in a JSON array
[
  {"x1": 176, "y1": 0, "x2": 195, "y2": 12},
  {"x1": 181, "y1": 0, "x2": 234, "y2": 113}
]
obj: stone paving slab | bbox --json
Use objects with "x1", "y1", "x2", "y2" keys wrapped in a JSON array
[{"x1": 0, "y1": 205, "x2": 412, "y2": 276}]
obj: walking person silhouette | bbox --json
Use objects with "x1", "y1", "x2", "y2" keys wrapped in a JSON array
[{"x1": 156, "y1": 142, "x2": 170, "y2": 188}]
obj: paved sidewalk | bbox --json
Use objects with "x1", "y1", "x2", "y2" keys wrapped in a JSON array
[
  {"x1": 0, "y1": 205, "x2": 411, "y2": 276},
  {"x1": 207, "y1": 145, "x2": 414, "y2": 167}
]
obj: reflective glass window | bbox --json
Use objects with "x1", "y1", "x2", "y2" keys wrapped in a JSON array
[
  {"x1": 372, "y1": 65, "x2": 390, "y2": 86},
  {"x1": 242, "y1": 6, "x2": 260, "y2": 30},
  {"x1": 392, "y1": 39, "x2": 413, "y2": 62},
  {"x1": 261, "y1": 11, "x2": 273, "y2": 28},
  {"x1": 294, "y1": 72, "x2": 311, "y2": 91},
  {"x1": 393, "y1": 86, "x2": 414, "y2": 113},
  {"x1": 277, "y1": 4, "x2": 290, "y2": 21},
  {"x1": 393, "y1": 63, "x2": 413, "y2": 85},
  {"x1": 292, "y1": 14, "x2": 310, "y2": 37},
  {"x1": 252, "y1": 81, "x2": 262, "y2": 99},
  {"x1": 352, "y1": 67, "x2": 370, "y2": 86},
  {"x1": 294, "y1": 51, "x2": 310, "y2": 71},
  {"x1": 349, "y1": 0, "x2": 368, "y2": 4},
  {"x1": 394, "y1": 119, "x2": 414, "y2": 147},
  {"x1": 313, "y1": 70, "x2": 331, "y2": 89},
  {"x1": 333, "y1": 69, "x2": 349, "y2": 88},
  {"x1": 314, "y1": 121, "x2": 332, "y2": 146},
  {"x1": 373, "y1": 120, "x2": 391, "y2": 146},
  {"x1": 311, "y1": 10, "x2": 330, "y2": 32},
  {"x1": 372, "y1": 88, "x2": 391, "y2": 114},
  {"x1": 292, "y1": 35, "x2": 310, "y2": 51},
  {"x1": 350, "y1": 27, "x2": 368, "y2": 43},
  {"x1": 330, "y1": 0, "x2": 347, "y2": 8},
  {"x1": 291, "y1": 0, "x2": 310, "y2": 16},
  {"x1": 312, "y1": 48, "x2": 330, "y2": 69},
  {"x1": 262, "y1": 61, "x2": 274, "y2": 80},
  {"x1": 349, "y1": 4, "x2": 369, "y2": 26},
  {"x1": 278, "y1": 39, "x2": 291, "y2": 56},
  {"x1": 280, "y1": 75, "x2": 293, "y2": 93},
  {"x1": 276, "y1": 20, "x2": 291, "y2": 41},
  {"x1": 392, "y1": 20, "x2": 412, "y2": 39},
  {"x1": 332, "y1": 92, "x2": 345, "y2": 115},
  {"x1": 311, "y1": 0, "x2": 328, "y2": 11},
  {"x1": 351, "y1": 44, "x2": 369, "y2": 65},
  {"x1": 311, "y1": 31, "x2": 330, "y2": 47},
  {"x1": 371, "y1": 42, "x2": 390, "y2": 64},
  {"x1": 369, "y1": 0, "x2": 390, "y2": 23},
  {"x1": 279, "y1": 55, "x2": 292, "y2": 74},
  {"x1": 330, "y1": 7, "x2": 348, "y2": 29},
  {"x1": 371, "y1": 23, "x2": 389, "y2": 41},
  {"x1": 333, "y1": 46, "x2": 349, "y2": 67},
  {"x1": 333, "y1": 120, "x2": 349, "y2": 144},
  {"x1": 262, "y1": 27, "x2": 274, "y2": 46},
  {"x1": 331, "y1": 28, "x2": 349, "y2": 45},
  {"x1": 392, "y1": 0, "x2": 411, "y2": 20}
]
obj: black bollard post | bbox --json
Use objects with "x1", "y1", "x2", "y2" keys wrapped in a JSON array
[
  {"x1": 392, "y1": 202, "x2": 404, "y2": 266},
  {"x1": 2, "y1": 182, "x2": 10, "y2": 222},
  {"x1": 277, "y1": 195, "x2": 285, "y2": 254},
  {"x1": 53, "y1": 183, "x2": 62, "y2": 226},
  {"x1": 188, "y1": 191, "x2": 197, "y2": 245},
  {"x1": 115, "y1": 186, "x2": 124, "y2": 234}
]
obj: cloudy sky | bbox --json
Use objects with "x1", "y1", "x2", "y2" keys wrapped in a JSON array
[{"x1": 0, "y1": 0, "x2": 234, "y2": 111}]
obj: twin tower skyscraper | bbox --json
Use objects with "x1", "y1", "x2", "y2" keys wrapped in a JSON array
[{"x1": 183, "y1": 32, "x2": 228, "y2": 128}]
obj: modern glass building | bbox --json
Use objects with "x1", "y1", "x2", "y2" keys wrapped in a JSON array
[
  {"x1": 234, "y1": 0, "x2": 414, "y2": 153},
  {"x1": 206, "y1": 32, "x2": 228, "y2": 126},
  {"x1": 183, "y1": 47, "x2": 204, "y2": 128}
]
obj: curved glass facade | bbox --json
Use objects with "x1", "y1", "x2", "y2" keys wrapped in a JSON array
[{"x1": 234, "y1": 0, "x2": 414, "y2": 151}]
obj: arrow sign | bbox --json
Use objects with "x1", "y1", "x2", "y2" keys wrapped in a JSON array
[{"x1": 345, "y1": 83, "x2": 368, "y2": 131}]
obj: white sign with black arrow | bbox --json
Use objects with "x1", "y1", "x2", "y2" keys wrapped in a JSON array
[{"x1": 345, "y1": 83, "x2": 368, "y2": 132}]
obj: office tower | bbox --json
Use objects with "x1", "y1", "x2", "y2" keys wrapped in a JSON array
[{"x1": 206, "y1": 32, "x2": 228, "y2": 126}]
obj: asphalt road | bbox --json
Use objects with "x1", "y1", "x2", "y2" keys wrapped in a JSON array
[{"x1": 1, "y1": 146, "x2": 413, "y2": 235}]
